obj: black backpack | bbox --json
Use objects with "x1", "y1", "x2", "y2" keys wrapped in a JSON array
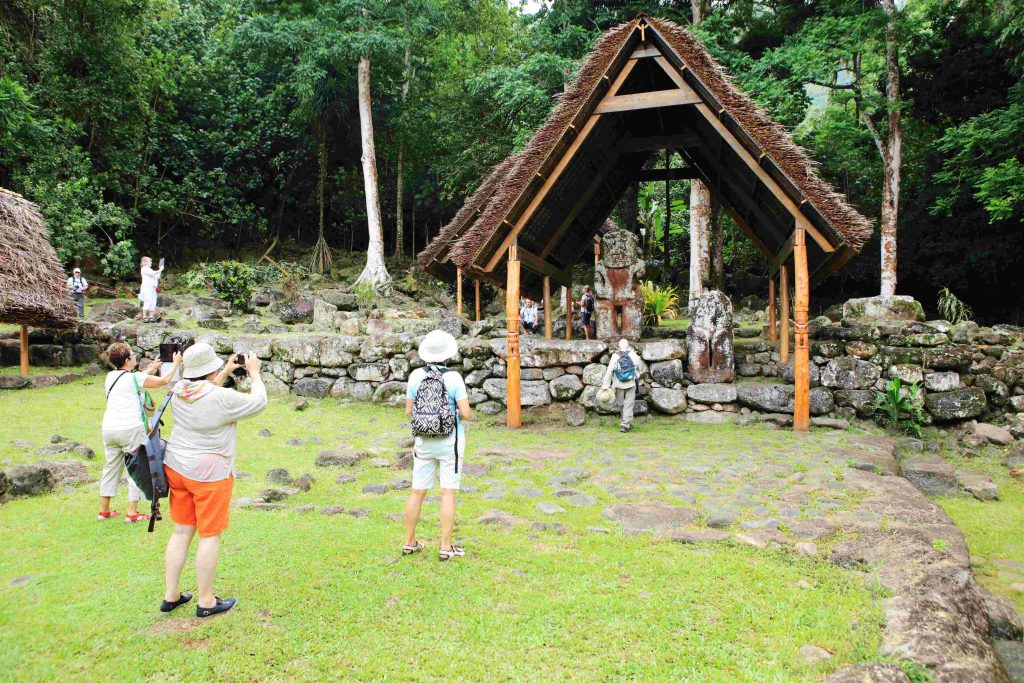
[
  {"x1": 614, "y1": 352, "x2": 637, "y2": 382},
  {"x1": 124, "y1": 390, "x2": 172, "y2": 532},
  {"x1": 411, "y1": 365, "x2": 456, "y2": 438},
  {"x1": 583, "y1": 293, "x2": 595, "y2": 312}
]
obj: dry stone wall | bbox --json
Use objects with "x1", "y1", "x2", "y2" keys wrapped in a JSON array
[{"x1": 4, "y1": 315, "x2": 1024, "y2": 434}]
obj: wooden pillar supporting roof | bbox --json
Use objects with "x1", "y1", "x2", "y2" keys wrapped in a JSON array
[
  {"x1": 506, "y1": 244, "x2": 522, "y2": 429},
  {"x1": 456, "y1": 267, "x2": 463, "y2": 318},
  {"x1": 543, "y1": 276, "x2": 553, "y2": 340},
  {"x1": 779, "y1": 266, "x2": 790, "y2": 364},
  {"x1": 20, "y1": 325, "x2": 29, "y2": 376},
  {"x1": 474, "y1": 280, "x2": 481, "y2": 322},
  {"x1": 793, "y1": 227, "x2": 810, "y2": 432},
  {"x1": 768, "y1": 279, "x2": 777, "y2": 342}
]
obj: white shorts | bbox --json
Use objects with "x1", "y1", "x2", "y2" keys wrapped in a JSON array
[{"x1": 412, "y1": 433, "x2": 465, "y2": 490}]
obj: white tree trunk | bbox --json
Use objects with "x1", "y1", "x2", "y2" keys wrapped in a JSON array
[
  {"x1": 354, "y1": 54, "x2": 393, "y2": 293},
  {"x1": 394, "y1": 43, "x2": 414, "y2": 258},
  {"x1": 878, "y1": 0, "x2": 901, "y2": 300},
  {"x1": 688, "y1": 181, "x2": 712, "y2": 310},
  {"x1": 688, "y1": 0, "x2": 712, "y2": 312}
]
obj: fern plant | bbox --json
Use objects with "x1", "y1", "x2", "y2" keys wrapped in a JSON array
[
  {"x1": 937, "y1": 287, "x2": 972, "y2": 324},
  {"x1": 872, "y1": 378, "x2": 925, "y2": 437},
  {"x1": 640, "y1": 280, "x2": 679, "y2": 325}
]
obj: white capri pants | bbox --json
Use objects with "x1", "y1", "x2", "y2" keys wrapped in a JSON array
[{"x1": 100, "y1": 427, "x2": 146, "y2": 502}]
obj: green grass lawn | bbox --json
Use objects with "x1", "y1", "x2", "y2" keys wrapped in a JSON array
[
  {"x1": 0, "y1": 380, "x2": 891, "y2": 681},
  {"x1": 0, "y1": 364, "x2": 95, "y2": 376},
  {"x1": 933, "y1": 445, "x2": 1024, "y2": 612}
]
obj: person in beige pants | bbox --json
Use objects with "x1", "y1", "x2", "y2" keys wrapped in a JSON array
[
  {"x1": 99, "y1": 342, "x2": 181, "y2": 522},
  {"x1": 601, "y1": 339, "x2": 643, "y2": 433}
]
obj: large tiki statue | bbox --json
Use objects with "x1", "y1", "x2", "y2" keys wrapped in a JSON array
[{"x1": 594, "y1": 227, "x2": 645, "y2": 340}]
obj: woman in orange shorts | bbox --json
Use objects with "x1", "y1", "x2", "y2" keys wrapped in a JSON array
[{"x1": 159, "y1": 343, "x2": 267, "y2": 618}]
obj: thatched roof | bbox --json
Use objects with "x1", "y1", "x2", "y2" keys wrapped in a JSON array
[
  {"x1": 0, "y1": 188, "x2": 78, "y2": 329},
  {"x1": 419, "y1": 16, "x2": 872, "y2": 296}
]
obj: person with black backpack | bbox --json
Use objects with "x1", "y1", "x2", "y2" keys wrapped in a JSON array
[
  {"x1": 403, "y1": 329, "x2": 472, "y2": 561},
  {"x1": 579, "y1": 286, "x2": 596, "y2": 340},
  {"x1": 600, "y1": 338, "x2": 643, "y2": 433}
]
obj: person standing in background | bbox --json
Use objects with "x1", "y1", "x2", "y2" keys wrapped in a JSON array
[
  {"x1": 520, "y1": 298, "x2": 539, "y2": 334},
  {"x1": 139, "y1": 256, "x2": 163, "y2": 323},
  {"x1": 67, "y1": 267, "x2": 88, "y2": 319},
  {"x1": 579, "y1": 286, "x2": 595, "y2": 340}
]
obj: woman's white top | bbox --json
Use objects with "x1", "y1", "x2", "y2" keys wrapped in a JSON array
[
  {"x1": 140, "y1": 266, "x2": 160, "y2": 291},
  {"x1": 102, "y1": 371, "x2": 149, "y2": 432}
]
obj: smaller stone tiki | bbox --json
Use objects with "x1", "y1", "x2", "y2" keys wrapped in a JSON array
[
  {"x1": 594, "y1": 227, "x2": 645, "y2": 340},
  {"x1": 687, "y1": 290, "x2": 736, "y2": 383}
]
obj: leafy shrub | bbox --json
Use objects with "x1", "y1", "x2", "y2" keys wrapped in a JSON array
[
  {"x1": 872, "y1": 378, "x2": 925, "y2": 437},
  {"x1": 640, "y1": 280, "x2": 679, "y2": 325},
  {"x1": 353, "y1": 281, "x2": 378, "y2": 310},
  {"x1": 937, "y1": 287, "x2": 972, "y2": 324},
  {"x1": 205, "y1": 261, "x2": 256, "y2": 310},
  {"x1": 251, "y1": 263, "x2": 282, "y2": 286},
  {"x1": 100, "y1": 239, "x2": 138, "y2": 281},
  {"x1": 180, "y1": 263, "x2": 210, "y2": 291}
]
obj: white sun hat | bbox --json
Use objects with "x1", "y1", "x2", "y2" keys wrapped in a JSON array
[
  {"x1": 182, "y1": 342, "x2": 224, "y2": 379},
  {"x1": 618, "y1": 339, "x2": 630, "y2": 352},
  {"x1": 418, "y1": 330, "x2": 459, "y2": 364}
]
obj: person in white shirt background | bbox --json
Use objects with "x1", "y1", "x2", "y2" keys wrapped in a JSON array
[
  {"x1": 139, "y1": 256, "x2": 164, "y2": 322},
  {"x1": 520, "y1": 298, "x2": 539, "y2": 334},
  {"x1": 67, "y1": 267, "x2": 88, "y2": 319}
]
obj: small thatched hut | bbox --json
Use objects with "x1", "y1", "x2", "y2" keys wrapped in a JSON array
[{"x1": 0, "y1": 187, "x2": 78, "y2": 374}]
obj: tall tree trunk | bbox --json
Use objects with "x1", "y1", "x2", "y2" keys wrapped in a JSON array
[
  {"x1": 711, "y1": 196, "x2": 724, "y2": 289},
  {"x1": 354, "y1": 53, "x2": 393, "y2": 293},
  {"x1": 394, "y1": 43, "x2": 414, "y2": 257},
  {"x1": 878, "y1": 0, "x2": 901, "y2": 300},
  {"x1": 689, "y1": 0, "x2": 712, "y2": 309},
  {"x1": 663, "y1": 149, "x2": 671, "y2": 274},
  {"x1": 688, "y1": 180, "x2": 712, "y2": 310}
]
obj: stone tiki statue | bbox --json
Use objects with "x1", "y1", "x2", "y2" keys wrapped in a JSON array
[
  {"x1": 594, "y1": 228, "x2": 645, "y2": 340},
  {"x1": 687, "y1": 290, "x2": 736, "y2": 383}
]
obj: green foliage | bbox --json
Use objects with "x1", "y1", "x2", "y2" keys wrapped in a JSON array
[
  {"x1": 179, "y1": 264, "x2": 210, "y2": 292},
  {"x1": 872, "y1": 378, "x2": 925, "y2": 437},
  {"x1": 640, "y1": 281, "x2": 679, "y2": 326},
  {"x1": 937, "y1": 287, "x2": 973, "y2": 324},
  {"x1": 205, "y1": 260, "x2": 256, "y2": 311},
  {"x1": 100, "y1": 240, "x2": 138, "y2": 281},
  {"x1": 899, "y1": 659, "x2": 934, "y2": 683},
  {"x1": 353, "y1": 280, "x2": 378, "y2": 310}
]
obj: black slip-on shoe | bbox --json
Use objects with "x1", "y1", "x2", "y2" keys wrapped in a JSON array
[
  {"x1": 196, "y1": 596, "x2": 236, "y2": 618},
  {"x1": 160, "y1": 592, "x2": 193, "y2": 613}
]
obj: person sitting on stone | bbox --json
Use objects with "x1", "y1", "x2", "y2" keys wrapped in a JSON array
[
  {"x1": 99, "y1": 342, "x2": 182, "y2": 522},
  {"x1": 600, "y1": 338, "x2": 643, "y2": 433},
  {"x1": 67, "y1": 267, "x2": 88, "y2": 319},
  {"x1": 403, "y1": 330, "x2": 472, "y2": 561},
  {"x1": 521, "y1": 298, "x2": 539, "y2": 334}
]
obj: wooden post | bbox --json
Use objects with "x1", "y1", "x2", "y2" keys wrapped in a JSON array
[
  {"x1": 768, "y1": 278, "x2": 777, "y2": 341},
  {"x1": 594, "y1": 240, "x2": 600, "y2": 267},
  {"x1": 793, "y1": 227, "x2": 810, "y2": 432},
  {"x1": 564, "y1": 280, "x2": 573, "y2": 340},
  {"x1": 474, "y1": 280, "x2": 481, "y2": 322},
  {"x1": 779, "y1": 266, "x2": 790, "y2": 363},
  {"x1": 543, "y1": 276, "x2": 552, "y2": 340},
  {"x1": 506, "y1": 244, "x2": 522, "y2": 429},
  {"x1": 456, "y1": 267, "x2": 463, "y2": 318},
  {"x1": 19, "y1": 324, "x2": 29, "y2": 376}
]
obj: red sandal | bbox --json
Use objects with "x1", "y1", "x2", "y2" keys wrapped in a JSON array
[
  {"x1": 125, "y1": 513, "x2": 151, "y2": 523},
  {"x1": 97, "y1": 510, "x2": 120, "y2": 520}
]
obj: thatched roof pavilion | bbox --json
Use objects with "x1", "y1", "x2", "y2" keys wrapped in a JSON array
[
  {"x1": 419, "y1": 16, "x2": 872, "y2": 431},
  {"x1": 0, "y1": 187, "x2": 77, "y2": 373}
]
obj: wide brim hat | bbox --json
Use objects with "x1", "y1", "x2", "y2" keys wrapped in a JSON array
[
  {"x1": 182, "y1": 342, "x2": 224, "y2": 379},
  {"x1": 418, "y1": 330, "x2": 459, "y2": 363},
  {"x1": 597, "y1": 387, "x2": 615, "y2": 404}
]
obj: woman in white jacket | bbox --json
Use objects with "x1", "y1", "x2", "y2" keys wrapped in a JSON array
[{"x1": 139, "y1": 256, "x2": 163, "y2": 322}]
